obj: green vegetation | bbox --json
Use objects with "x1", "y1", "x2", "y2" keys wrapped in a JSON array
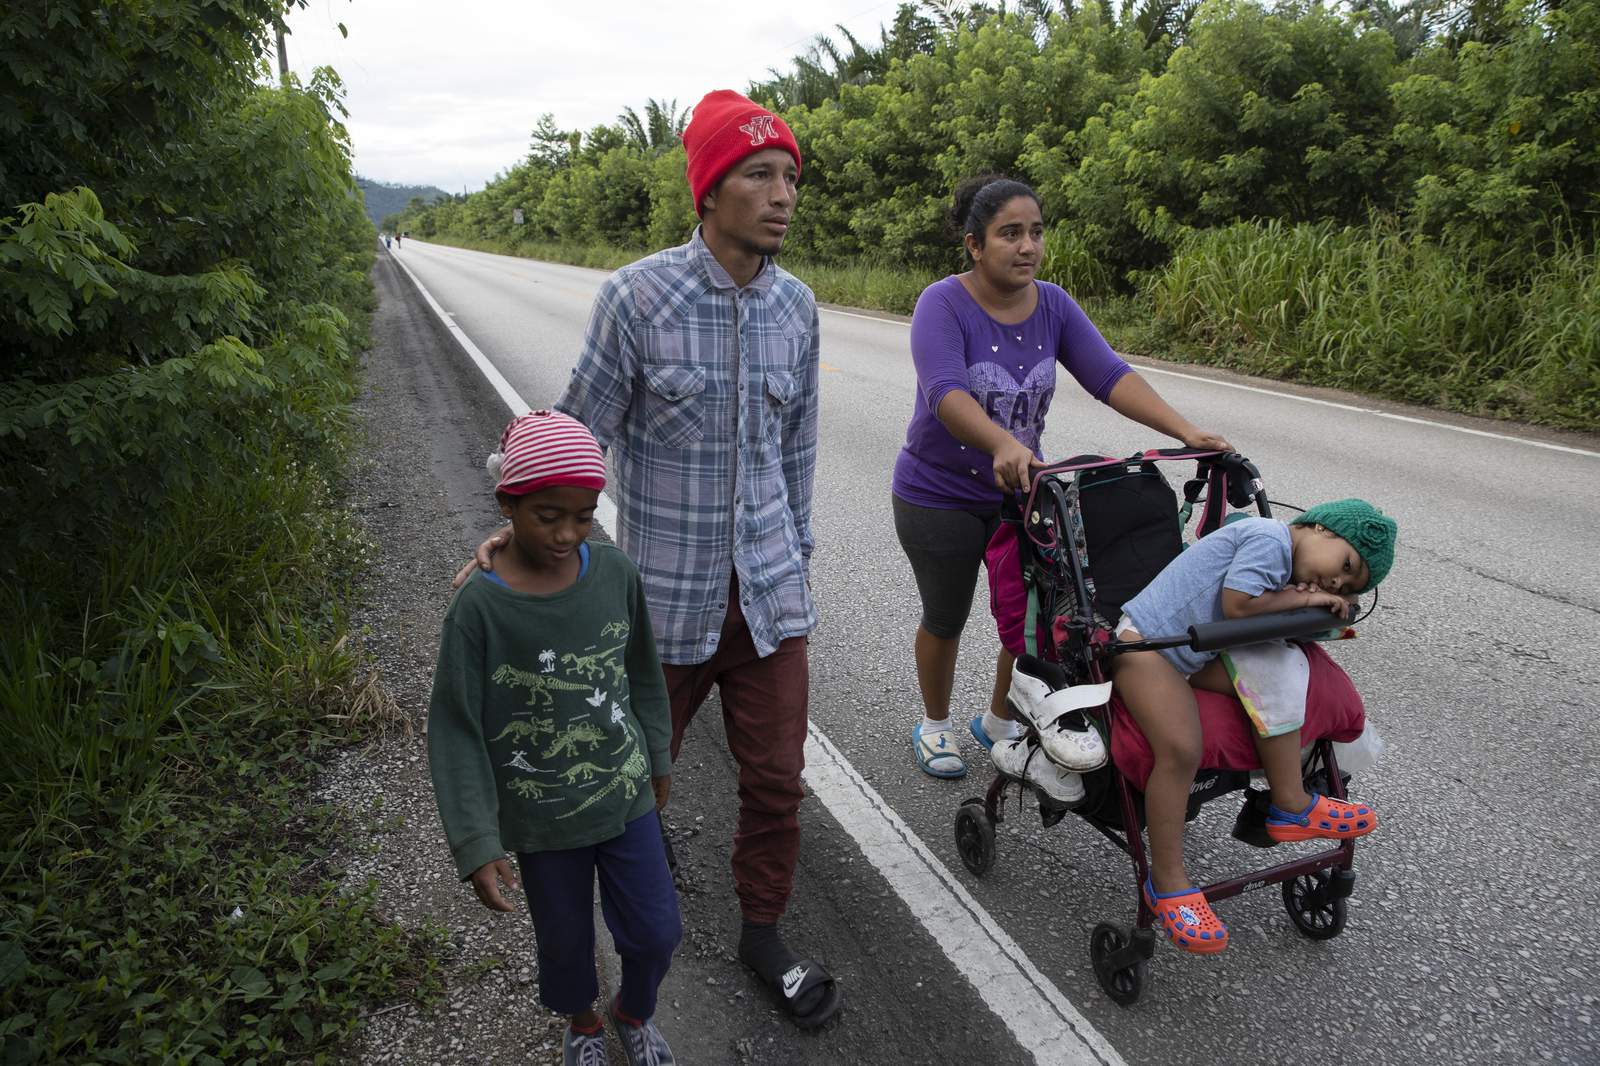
[
  {"x1": 1147, "y1": 219, "x2": 1600, "y2": 422},
  {"x1": 398, "y1": 0, "x2": 1599, "y2": 430},
  {"x1": 1, "y1": 4, "x2": 439, "y2": 1062}
]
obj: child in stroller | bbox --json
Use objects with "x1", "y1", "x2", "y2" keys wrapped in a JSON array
[
  {"x1": 957, "y1": 449, "x2": 1389, "y2": 1004},
  {"x1": 1110, "y1": 497, "x2": 1395, "y2": 954}
]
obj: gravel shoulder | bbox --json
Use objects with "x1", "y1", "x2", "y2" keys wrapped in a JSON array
[{"x1": 318, "y1": 251, "x2": 572, "y2": 1063}]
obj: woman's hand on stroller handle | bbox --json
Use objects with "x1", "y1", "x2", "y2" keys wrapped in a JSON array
[
  {"x1": 992, "y1": 435, "x2": 1039, "y2": 493},
  {"x1": 1179, "y1": 427, "x2": 1233, "y2": 452}
]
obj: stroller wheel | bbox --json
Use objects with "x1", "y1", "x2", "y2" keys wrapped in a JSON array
[
  {"x1": 1282, "y1": 869, "x2": 1350, "y2": 940},
  {"x1": 953, "y1": 800, "x2": 995, "y2": 876},
  {"x1": 1089, "y1": 922, "x2": 1150, "y2": 1007}
]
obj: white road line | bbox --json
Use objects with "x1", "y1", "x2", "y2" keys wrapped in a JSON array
[
  {"x1": 594, "y1": 490, "x2": 618, "y2": 537},
  {"x1": 804, "y1": 726, "x2": 1127, "y2": 1066},
  {"x1": 392, "y1": 248, "x2": 624, "y2": 536},
  {"x1": 819, "y1": 306, "x2": 1598, "y2": 459},
  {"x1": 390, "y1": 246, "x2": 1126, "y2": 1066},
  {"x1": 820, "y1": 305, "x2": 909, "y2": 325},
  {"x1": 389, "y1": 249, "x2": 529, "y2": 418},
  {"x1": 1131, "y1": 363, "x2": 1600, "y2": 459}
]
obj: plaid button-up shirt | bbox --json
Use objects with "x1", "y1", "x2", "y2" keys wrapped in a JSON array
[{"x1": 556, "y1": 229, "x2": 819, "y2": 665}]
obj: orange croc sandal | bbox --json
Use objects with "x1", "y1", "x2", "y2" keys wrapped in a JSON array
[
  {"x1": 1143, "y1": 877, "x2": 1229, "y2": 955},
  {"x1": 1266, "y1": 793, "x2": 1377, "y2": 843}
]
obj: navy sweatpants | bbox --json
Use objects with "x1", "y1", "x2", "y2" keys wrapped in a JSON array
[{"x1": 516, "y1": 809, "x2": 682, "y2": 1020}]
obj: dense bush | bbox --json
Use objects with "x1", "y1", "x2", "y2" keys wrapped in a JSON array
[
  {"x1": 1, "y1": 3, "x2": 439, "y2": 1061},
  {"x1": 1388, "y1": 0, "x2": 1600, "y2": 262}
]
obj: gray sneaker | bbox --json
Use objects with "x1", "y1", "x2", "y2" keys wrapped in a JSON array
[
  {"x1": 564, "y1": 1025, "x2": 609, "y2": 1066},
  {"x1": 607, "y1": 1002, "x2": 676, "y2": 1066}
]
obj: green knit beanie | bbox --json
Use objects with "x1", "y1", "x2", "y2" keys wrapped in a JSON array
[{"x1": 1291, "y1": 498, "x2": 1397, "y2": 589}]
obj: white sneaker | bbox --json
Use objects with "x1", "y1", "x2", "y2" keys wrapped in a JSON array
[
  {"x1": 992, "y1": 737, "x2": 1086, "y2": 806},
  {"x1": 1006, "y1": 657, "x2": 1110, "y2": 772}
]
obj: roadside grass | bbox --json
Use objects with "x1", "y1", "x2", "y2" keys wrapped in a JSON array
[
  {"x1": 0, "y1": 296, "x2": 445, "y2": 1063},
  {"x1": 0, "y1": 435, "x2": 442, "y2": 1063},
  {"x1": 415, "y1": 224, "x2": 1599, "y2": 432},
  {"x1": 786, "y1": 259, "x2": 935, "y2": 315},
  {"x1": 1145, "y1": 218, "x2": 1600, "y2": 429}
]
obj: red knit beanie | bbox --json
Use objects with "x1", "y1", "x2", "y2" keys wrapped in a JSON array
[
  {"x1": 487, "y1": 410, "x2": 606, "y2": 496},
  {"x1": 682, "y1": 90, "x2": 802, "y2": 218}
]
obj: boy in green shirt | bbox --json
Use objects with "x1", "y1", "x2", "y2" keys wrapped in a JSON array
[{"x1": 427, "y1": 410, "x2": 679, "y2": 1066}]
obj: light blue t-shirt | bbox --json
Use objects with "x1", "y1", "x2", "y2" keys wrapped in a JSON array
[{"x1": 1122, "y1": 517, "x2": 1293, "y2": 675}]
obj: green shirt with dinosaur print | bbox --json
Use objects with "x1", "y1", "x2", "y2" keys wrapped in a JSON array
[{"x1": 426, "y1": 542, "x2": 671, "y2": 878}]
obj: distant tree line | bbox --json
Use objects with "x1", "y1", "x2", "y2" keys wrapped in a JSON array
[{"x1": 398, "y1": 0, "x2": 1598, "y2": 427}]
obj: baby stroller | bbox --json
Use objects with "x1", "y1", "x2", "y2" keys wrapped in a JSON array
[{"x1": 951, "y1": 448, "x2": 1368, "y2": 1006}]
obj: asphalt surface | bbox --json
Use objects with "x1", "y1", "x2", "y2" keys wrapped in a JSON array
[{"x1": 379, "y1": 237, "x2": 1600, "y2": 1066}]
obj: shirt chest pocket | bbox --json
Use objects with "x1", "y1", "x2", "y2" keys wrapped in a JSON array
[
  {"x1": 763, "y1": 370, "x2": 796, "y2": 444},
  {"x1": 640, "y1": 364, "x2": 706, "y2": 448}
]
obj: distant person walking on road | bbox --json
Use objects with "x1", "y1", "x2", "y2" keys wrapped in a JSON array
[
  {"x1": 393, "y1": 230, "x2": 402, "y2": 250},
  {"x1": 462, "y1": 89, "x2": 838, "y2": 1029},
  {"x1": 429, "y1": 411, "x2": 681, "y2": 1066},
  {"x1": 894, "y1": 174, "x2": 1232, "y2": 786},
  {"x1": 382, "y1": 232, "x2": 391, "y2": 250}
]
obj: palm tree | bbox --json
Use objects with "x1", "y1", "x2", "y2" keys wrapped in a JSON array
[
  {"x1": 617, "y1": 98, "x2": 690, "y2": 154},
  {"x1": 1125, "y1": 0, "x2": 1199, "y2": 48},
  {"x1": 1348, "y1": 0, "x2": 1433, "y2": 57},
  {"x1": 924, "y1": 0, "x2": 973, "y2": 32}
]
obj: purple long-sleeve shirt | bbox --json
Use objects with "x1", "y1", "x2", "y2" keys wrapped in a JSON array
[{"x1": 892, "y1": 275, "x2": 1132, "y2": 508}]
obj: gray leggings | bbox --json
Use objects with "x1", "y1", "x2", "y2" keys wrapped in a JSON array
[{"x1": 892, "y1": 493, "x2": 1001, "y2": 640}]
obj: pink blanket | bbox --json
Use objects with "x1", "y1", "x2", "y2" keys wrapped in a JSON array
[{"x1": 1109, "y1": 641, "x2": 1366, "y2": 790}]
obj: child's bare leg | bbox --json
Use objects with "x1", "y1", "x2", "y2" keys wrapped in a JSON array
[
  {"x1": 1111, "y1": 650, "x2": 1201, "y2": 894},
  {"x1": 1188, "y1": 658, "x2": 1232, "y2": 696},
  {"x1": 989, "y1": 646, "x2": 1016, "y2": 720},
  {"x1": 1253, "y1": 729, "x2": 1313, "y2": 812},
  {"x1": 1188, "y1": 660, "x2": 1315, "y2": 812}
]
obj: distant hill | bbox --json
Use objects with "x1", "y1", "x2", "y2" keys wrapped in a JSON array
[{"x1": 356, "y1": 176, "x2": 449, "y2": 227}]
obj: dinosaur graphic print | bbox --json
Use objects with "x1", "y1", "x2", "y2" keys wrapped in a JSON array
[
  {"x1": 557, "y1": 747, "x2": 649, "y2": 820},
  {"x1": 508, "y1": 777, "x2": 549, "y2": 800},
  {"x1": 490, "y1": 717, "x2": 556, "y2": 743},
  {"x1": 560, "y1": 760, "x2": 606, "y2": 785},
  {"x1": 427, "y1": 549, "x2": 676, "y2": 866},
  {"x1": 493, "y1": 663, "x2": 591, "y2": 708},
  {"x1": 544, "y1": 722, "x2": 607, "y2": 759},
  {"x1": 485, "y1": 615, "x2": 646, "y2": 826},
  {"x1": 561, "y1": 644, "x2": 625, "y2": 682}
]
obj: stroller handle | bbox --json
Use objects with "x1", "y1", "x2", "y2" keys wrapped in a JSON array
[
  {"x1": 1115, "y1": 604, "x2": 1354, "y2": 656},
  {"x1": 1187, "y1": 604, "x2": 1355, "y2": 652}
]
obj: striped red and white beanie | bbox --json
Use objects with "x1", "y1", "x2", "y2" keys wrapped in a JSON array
[{"x1": 486, "y1": 410, "x2": 606, "y2": 496}]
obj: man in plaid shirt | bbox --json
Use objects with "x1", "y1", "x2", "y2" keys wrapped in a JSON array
[{"x1": 558, "y1": 90, "x2": 836, "y2": 1031}]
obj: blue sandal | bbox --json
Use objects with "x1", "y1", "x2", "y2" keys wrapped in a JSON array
[{"x1": 913, "y1": 723, "x2": 967, "y2": 779}]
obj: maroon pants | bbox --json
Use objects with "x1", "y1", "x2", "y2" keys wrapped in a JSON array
[{"x1": 663, "y1": 586, "x2": 808, "y2": 925}]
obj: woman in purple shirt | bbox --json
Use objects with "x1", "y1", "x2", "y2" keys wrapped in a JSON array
[{"x1": 896, "y1": 175, "x2": 1231, "y2": 784}]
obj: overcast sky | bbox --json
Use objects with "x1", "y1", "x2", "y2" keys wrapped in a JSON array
[{"x1": 284, "y1": 0, "x2": 908, "y2": 192}]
